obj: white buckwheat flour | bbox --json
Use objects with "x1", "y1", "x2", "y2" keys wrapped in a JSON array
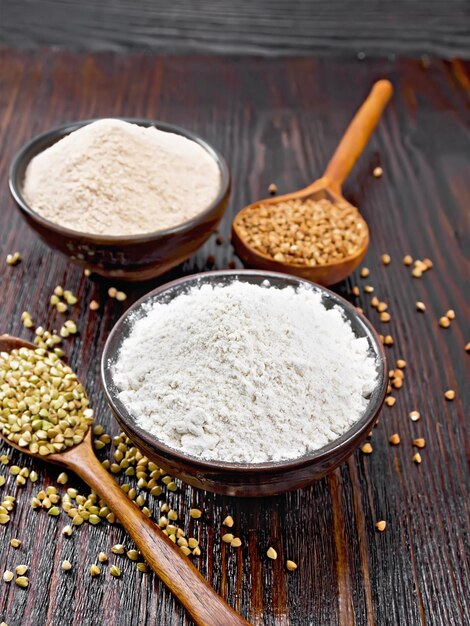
[
  {"x1": 23, "y1": 119, "x2": 221, "y2": 236},
  {"x1": 113, "y1": 281, "x2": 378, "y2": 463}
]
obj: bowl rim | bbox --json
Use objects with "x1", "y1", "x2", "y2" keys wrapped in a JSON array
[
  {"x1": 9, "y1": 117, "x2": 231, "y2": 244},
  {"x1": 101, "y1": 269, "x2": 388, "y2": 474}
]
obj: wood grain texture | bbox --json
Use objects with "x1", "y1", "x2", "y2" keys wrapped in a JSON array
[
  {"x1": 0, "y1": 359, "x2": 250, "y2": 626},
  {"x1": 0, "y1": 1, "x2": 470, "y2": 57},
  {"x1": 0, "y1": 50, "x2": 469, "y2": 626}
]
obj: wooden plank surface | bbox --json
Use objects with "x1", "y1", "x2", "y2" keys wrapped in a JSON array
[
  {"x1": 0, "y1": 49, "x2": 469, "y2": 626},
  {"x1": 1, "y1": 1, "x2": 470, "y2": 58}
]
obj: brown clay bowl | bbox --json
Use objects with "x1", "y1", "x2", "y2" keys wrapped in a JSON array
[
  {"x1": 9, "y1": 119, "x2": 230, "y2": 281},
  {"x1": 101, "y1": 270, "x2": 387, "y2": 497}
]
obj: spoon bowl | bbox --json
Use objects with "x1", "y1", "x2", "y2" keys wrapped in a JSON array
[
  {"x1": 232, "y1": 181, "x2": 369, "y2": 285},
  {"x1": 0, "y1": 334, "x2": 249, "y2": 626},
  {"x1": 232, "y1": 80, "x2": 393, "y2": 286},
  {"x1": 0, "y1": 336, "x2": 80, "y2": 466}
]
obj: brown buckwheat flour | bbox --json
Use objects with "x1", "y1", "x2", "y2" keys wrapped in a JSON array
[{"x1": 23, "y1": 119, "x2": 221, "y2": 236}]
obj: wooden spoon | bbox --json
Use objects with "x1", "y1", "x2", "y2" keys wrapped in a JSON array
[
  {"x1": 232, "y1": 79, "x2": 393, "y2": 286},
  {"x1": 0, "y1": 335, "x2": 250, "y2": 626}
]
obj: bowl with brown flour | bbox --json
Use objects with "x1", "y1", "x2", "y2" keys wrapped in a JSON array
[
  {"x1": 102, "y1": 270, "x2": 388, "y2": 497},
  {"x1": 9, "y1": 118, "x2": 230, "y2": 280}
]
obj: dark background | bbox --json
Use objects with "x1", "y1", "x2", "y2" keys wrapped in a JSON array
[
  {"x1": 0, "y1": 0, "x2": 469, "y2": 57},
  {"x1": 0, "y1": 3, "x2": 469, "y2": 626}
]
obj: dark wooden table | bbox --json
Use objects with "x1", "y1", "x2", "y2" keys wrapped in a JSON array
[
  {"x1": 1, "y1": 0, "x2": 470, "y2": 58},
  {"x1": 0, "y1": 49, "x2": 468, "y2": 626}
]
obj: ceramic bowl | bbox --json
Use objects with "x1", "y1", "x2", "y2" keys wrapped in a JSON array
[
  {"x1": 9, "y1": 119, "x2": 230, "y2": 281},
  {"x1": 102, "y1": 270, "x2": 387, "y2": 497}
]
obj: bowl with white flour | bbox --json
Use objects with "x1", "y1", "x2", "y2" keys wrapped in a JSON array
[
  {"x1": 102, "y1": 270, "x2": 387, "y2": 497},
  {"x1": 9, "y1": 118, "x2": 230, "y2": 280}
]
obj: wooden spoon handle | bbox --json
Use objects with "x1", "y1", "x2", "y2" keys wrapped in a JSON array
[
  {"x1": 323, "y1": 79, "x2": 393, "y2": 189},
  {"x1": 65, "y1": 444, "x2": 251, "y2": 626}
]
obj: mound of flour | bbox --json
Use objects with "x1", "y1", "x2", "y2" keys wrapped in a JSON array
[
  {"x1": 23, "y1": 119, "x2": 221, "y2": 236},
  {"x1": 113, "y1": 281, "x2": 378, "y2": 463}
]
